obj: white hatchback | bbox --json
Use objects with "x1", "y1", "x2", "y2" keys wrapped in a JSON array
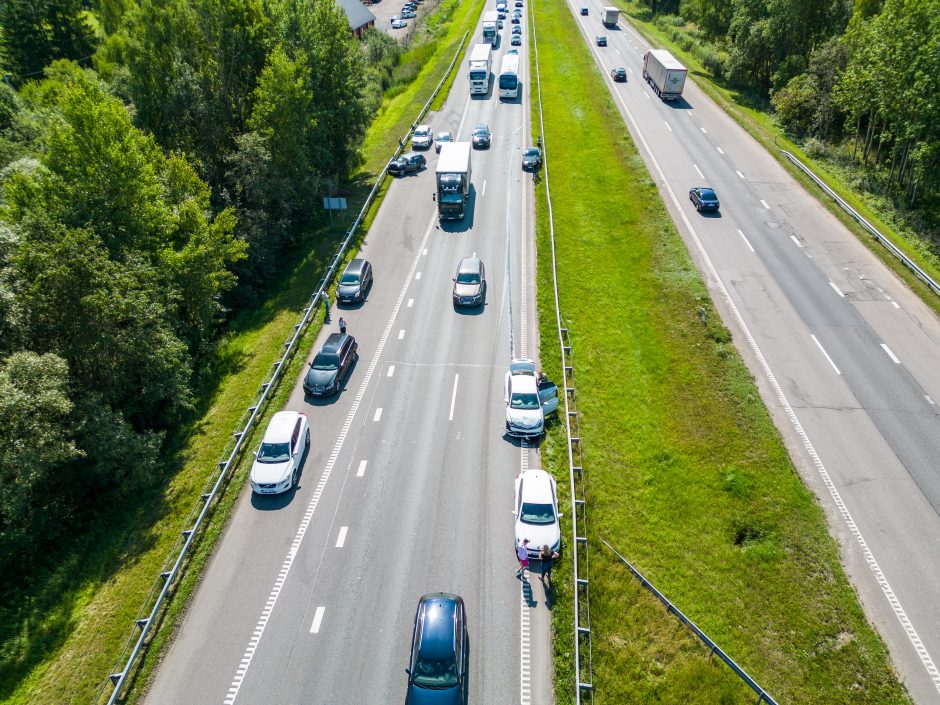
[
  {"x1": 513, "y1": 470, "x2": 562, "y2": 559},
  {"x1": 249, "y1": 411, "x2": 310, "y2": 494},
  {"x1": 504, "y1": 358, "x2": 558, "y2": 438}
]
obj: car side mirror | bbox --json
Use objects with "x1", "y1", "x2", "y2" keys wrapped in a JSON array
[
  {"x1": 558, "y1": 513, "x2": 564, "y2": 518},
  {"x1": 405, "y1": 668, "x2": 411, "y2": 675},
  {"x1": 512, "y1": 511, "x2": 517, "y2": 516}
]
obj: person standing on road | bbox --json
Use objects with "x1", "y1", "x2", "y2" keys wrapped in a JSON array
[
  {"x1": 320, "y1": 290, "x2": 331, "y2": 322},
  {"x1": 338, "y1": 317, "x2": 347, "y2": 335},
  {"x1": 516, "y1": 539, "x2": 530, "y2": 578},
  {"x1": 539, "y1": 544, "x2": 559, "y2": 587}
]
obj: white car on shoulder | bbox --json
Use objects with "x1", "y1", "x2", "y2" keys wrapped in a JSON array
[
  {"x1": 411, "y1": 124, "x2": 433, "y2": 150},
  {"x1": 391, "y1": 17, "x2": 407, "y2": 28},
  {"x1": 249, "y1": 411, "x2": 310, "y2": 494},
  {"x1": 513, "y1": 469, "x2": 562, "y2": 558},
  {"x1": 504, "y1": 358, "x2": 558, "y2": 438}
]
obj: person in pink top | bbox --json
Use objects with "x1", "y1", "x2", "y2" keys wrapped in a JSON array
[{"x1": 515, "y1": 538, "x2": 530, "y2": 578}]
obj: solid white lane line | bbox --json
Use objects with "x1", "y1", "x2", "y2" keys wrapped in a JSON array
[
  {"x1": 811, "y1": 335, "x2": 841, "y2": 375},
  {"x1": 415, "y1": 271, "x2": 421, "y2": 280},
  {"x1": 693, "y1": 163, "x2": 704, "y2": 179},
  {"x1": 398, "y1": 329, "x2": 406, "y2": 339},
  {"x1": 482, "y1": 179, "x2": 487, "y2": 196},
  {"x1": 357, "y1": 460, "x2": 367, "y2": 477},
  {"x1": 716, "y1": 146, "x2": 724, "y2": 154},
  {"x1": 309, "y1": 606, "x2": 325, "y2": 634},
  {"x1": 881, "y1": 343, "x2": 900, "y2": 364},
  {"x1": 387, "y1": 365, "x2": 395, "y2": 377},
  {"x1": 737, "y1": 229, "x2": 754, "y2": 253},
  {"x1": 407, "y1": 298, "x2": 414, "y2": 308},
  {"x1": 373, "y1": 408, "x2": 383, "y2": 421},
  {"x1": 665, "y1": 121, "x2": 672, "y2": 132},
  {"x1": 335, "y1": 527, "x2": 348, "y2": 548},
  {"x1": 449, "y1": 374, "x2": 459, "y2": 421},
  {"x1": 829, "y1": 281, "x2": 845, "y2": 297},
  {"x1": 790, "y1": 235, "x2": 803, "y2": 248},
  {"x1": 760, "y1": 199, "x2": 770, "y2": 210}
]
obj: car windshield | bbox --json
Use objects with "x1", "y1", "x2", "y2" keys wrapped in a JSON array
[
  {"x1": 257, "y1": 441, "x2": 290, "y2": 463},
  {"x1": 456, "y1": 272, "x2": 480, "y2": 284},
  {"x1": 415, "y1": 128, "x2": 430, "y2": 137},
  {"x1": 473, "y1": 126, "x2": 488, "y2": 135},
  {"x1": 510, "y1": 392, "x2": 540, "y2": 410},
  {"x1": 412, "y1": 655, "x2": 459, "y2": 688},
  {"x1": 340, "y1": 273, "x2": 359, "y2": 284},
  {"x1": 524, "y1": 149, "x2": 540, "y2": 157},
  {"x1": 312, "y1": 353, "x2": 339, "y2": 370},
  {"x1": 520, "y1": 501, "x2": 555, "y2": 524},
  {"x1": 438, "y1": 133, "x2": 452, "y2": 141}
]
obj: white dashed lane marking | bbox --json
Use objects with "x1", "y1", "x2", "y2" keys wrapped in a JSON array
[
  {"x1": 415, "y1": 272, "x2": 421, "y2": 280},
  {"x1": 407, "y1": 298, "x2": 414, "y2": 308},
  {"x1": 737, "y1": 229, "x2": 754, "y2": 253},
  {"x1": 309, "y1": 606, "x2": 325, "y2": 634},
  {"x1": 693, "y1": 163, "x2": 704, "y2": 179},
  {"x1": 812, "y1": 334, "x2": 841, "y2": 375},
  {"x1": 760, "y1": 199, "x2": 770, "y2": 210},
  {"x1": 387, "y1": 365, "x2": 395, "y2": 377},
  {"x1": 356, "y1": 460, "x2": 367, "y2": 477},
  {"x1": 335, "y1": 527, "x2": 348, "y2": 548},
  {"x1": 736, "y1": 169, "x2": 745, "y2": 179},
  {"x1": 373, "y1": 408, "x2": 383, "y2": 422},
  {"x1": 398, "y1": 329, "x2": 406, "y2": 339},
  {"x1": 716, "y1": 146, "x2": 724, "y2": 154},
  {"x1": 664, "y1": 121, "x2": 672, "y2": 132},
  {"x1": 790, "y1": 235, "x2": 803, "y2": 248},
  {"x1": 829, "y1": 281, "x2": 845, "y2": 298},
  {"x1": 881, "y1": 343, "x2": 900, "y2": 364},
  {"x1": 449, "y1": 374, "x2": 459, "y2": 421}
]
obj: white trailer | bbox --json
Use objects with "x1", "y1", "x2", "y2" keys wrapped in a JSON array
[
  {"x1": 602, "y1": 6, "x2": 619, "y2": 26},
  {"x1": 642, "y1": 49, "x2": 687, "y2": 101},
  {"x1": 482, "y1": 11, "x2": 499, "y2": 46},
  {"x1": 467, "y1": 43, "x2": 491, "y2": 95}
]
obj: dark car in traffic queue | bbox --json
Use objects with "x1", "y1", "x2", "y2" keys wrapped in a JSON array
[
  {"x1": 337, "y1": 258, "x2": 373, "y2": 304},
  {"x1": 471, "y1": 123, "x2": 491, "y2": 149},
  {"x1": 596, "y1": 35, "x2": 607, "y2": 46},
  {"x1": 388, "y1": 152, "x2": 426, "y2": 176},
  {"x1": 405, "y1": 593, "x2": 469, "y2": 705},
  {"x1": 610, "y1": 67, "x2": 626, "y2": 82},
  {"x1": 304, "y1": 332, "x2": 358, "y2": 397},
  {"x1": 689, "y1": 186, "x2": 720, "y2": 212},
  {"x1": 521, "y1": 147, "x2": 542, "y2": 171},
  {"x1": 452, "y1": 257, "x2": 486, "y2": 307}
]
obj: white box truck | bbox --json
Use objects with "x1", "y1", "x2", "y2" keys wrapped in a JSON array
[
  {"x1": 642, "y1": 49, "x2": 687, "y2": 101},
  {"x1": 436, "y1": 143, "x2": 472, "y2": 221},
  {"x1": 482, "y1": 11, "x2": 499, "y2": 46},
  {"x1": 468, "y1": 43, "x2": 491, "y2": 95},
  {"x1": 602, "y1": 6, "x2": 619, "y2": 26}
]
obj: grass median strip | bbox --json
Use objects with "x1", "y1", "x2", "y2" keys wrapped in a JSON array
[{"x1": 530, "y1": 0, "x2": 911, "y2": 703}]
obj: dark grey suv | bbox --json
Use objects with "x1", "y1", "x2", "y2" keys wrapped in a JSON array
[
  {"x1": 452, "y1": 258, "x2": 486, "y2": 307},
  {"x1": 405, "y1": 593, "x2": 468, "y2": 705},
  {"x1": 388, "y1": 152, "x2": 426, "y2": 176},
  {"x1": 337, "y1": 259, "x2": 373, "y2": 304},
  {"x1": 304, "y1": 333, "x2": 358, "y2": 396}
]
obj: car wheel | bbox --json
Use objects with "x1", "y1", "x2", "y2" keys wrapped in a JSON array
[
  {"x1": 696, "y1": 202, "x2": 701, "y2": 211},
  {"x1": 305, "y1": 429, "x2": 310, "y2": 446},
  {"x1": 291, "y1": 467, "x2": 299, "y2": 487}
]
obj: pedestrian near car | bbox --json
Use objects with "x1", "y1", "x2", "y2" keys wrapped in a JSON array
[
  {"x1": 539, "y1": 544, "x2": 559, "y2": 586},
  {"x1": 338, "y1": 317, "x2": 347, "y2": 334},
  {"x1": 515, "y1": 539, "x2": 530, "y2": 578},
  {"x1": 320, "y1": 290, "x2": 331, "y2": 322}
]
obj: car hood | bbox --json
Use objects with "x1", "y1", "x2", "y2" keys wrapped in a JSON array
[
  {"x1": 454, "y1": 283, "x2": 481, "y2": 297},
  {"x1": 523, "y1": 156, "x2": 538, "y2": 165},
  {"x1": 405, "y1": 684, "x2": 462, "y2": 705},
  {"x1": 338, "y1": 283, "x2": 360, "y2": 296},
  {"x1": 506, "y1": 407, "x2": 542, "y2": 428},
  {"x1": 251, "y1": 459, "x2": 292, "y2": 484},
  {"x1": 472, "y1": 134, "x2": 488, "y2": 142},
  {"x1": 413, "y1": 136, "x2": 431, "y2": 145},
  {"x1": 516, "y1": 521, "x2": 560, "y2": 552},
  {"x1": 306, "y1": 367, "x2": 339, "y2": 388}
]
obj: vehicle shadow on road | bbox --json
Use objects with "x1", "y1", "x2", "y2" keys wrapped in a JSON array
[
  {"x1": 502, "y1": 433, "x2": 541, "y2": 447},
  {"x1": 695, "y1": 210, "x2": 723, "y2": 219},
  {"x1": 664, "y1": 96, "x2": 693, "y2": 110}
]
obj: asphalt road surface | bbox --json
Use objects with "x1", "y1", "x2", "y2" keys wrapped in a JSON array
[
  {"x1": 564, "y1": 2, "x2": 940, "y2": 702},
  {"x1": 143, "y1": 12, "x2": 557, "y2": 705}
]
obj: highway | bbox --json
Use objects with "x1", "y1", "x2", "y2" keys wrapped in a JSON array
[
  {"x1": 562, "y1": 3, "x2": 940, "y2": 703},
  {"x1": 143, "y1": 12, "x2": 555, "y2": 705}
]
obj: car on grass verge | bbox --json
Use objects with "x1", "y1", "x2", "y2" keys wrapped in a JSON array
[
  {"x1": 452, "y1": 257, "x2": 486, "y2": 307},
  {"x1": 337, "y1": 258, "x2": 373, "y2": 304},
  {"x1": 596, "y1": 35, "x2": 607, "y2": 46},
  {"x1": 250, "y1": 411, "x2": 309, "y2": 494},
  {"x1": 391, "y1": 18, "x2": 407, "y2": 28},
  {"x1": 304, "y1": 332, "x2": 358, "y2": 397},
  {"x1": 471, "y1": 123, "x2": 491, "y2": 149},
  {"x1": 412, "y1": 124, "x2": 433, "y2": 150},
  {"x1": 405, "y1": 593, "x2": 468, "y2": 705},
  {"x1": 511, "y1": 34, "x2": 522, "y2": 46},
  {"x1": 504, "y1": 358, "x2": 558, "y2": 437},
  {"x1": 388, "y1": 152, "x2": 426, "y2": 176},
  {"x1": 513, "y1": 469, "x2": 562, "y2": 559},
  {"x1": 435, "y1": 131, "x2": 453, "y2": 153},
  {"x1": 689, "y1": 186, "x2": 720, "y2": 212},
  {"x1": 521, "y1": 146, "x2": 542, "y2": 171}
]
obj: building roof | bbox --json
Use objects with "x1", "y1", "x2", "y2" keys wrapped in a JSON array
[{"x1": 335, "y1": 0, "x2": 376, "y2": 31}]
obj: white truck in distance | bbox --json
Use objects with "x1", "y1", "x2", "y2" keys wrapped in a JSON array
[
  {"x1": 482, "y1": 11, "x2": 499, "y2": 46},
  {"x1": 602, "y1": 6, "x2": 619, "y2": 26},
  {"x1": 468, "y1": 43, "x2": 491, "y2": 95},
  {"x1": 642, "y1": 49, "x2": 687, "y2": 101}
]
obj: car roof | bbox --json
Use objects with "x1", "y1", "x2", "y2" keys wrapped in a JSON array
[
  {"x1": 344, "y1": 258, "x2": 367, "y2": 274},
  {"x1": 699, "y1": 187, "x2": 717, "y2": 196},
  {"x1": 518, "y1": 469, "x2": 555, "y2": 502},
  {"x1": 262, "y1": 411, "x2": 303, "y2": 443},
  {"x1": 457, "y1": 257, "x2": 482, "y2": 273},
  {"x1": 321, "y1": 332, "x2": 349, "y2": 353},
  {"x1": 415, "y1": 124, "x2": 431, "y2": 133},
  {"x1": 417, "y1": 593, "x2": 461, "y2": 658}
]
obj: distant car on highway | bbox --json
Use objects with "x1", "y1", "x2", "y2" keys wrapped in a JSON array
[
  {"x1": 689, "y1": 186, "x2": 720, "y2": 212},
  {"x1": 507, "y1": 47, "x2": 519, "y2": 55},
  {"x1": 515, "y1": 0, "x2": 523, "y2": 6},
  {"x1": 391, "y1": 18, "x2": 407, "y2": 28},
  {"x1": 514, "y1": 469, "x2": 562, "y2": 559},
  {"x1": 498, "y1": 18, "x2": 503, "y2": 28},
  {"x1": 452, "y1": 257, "x2": 486, "y2": 307},
  {"x1": 498, "y1": 9, "x2": 506, "y2": 18},
  {"x1": 580, "y1": 6, "x2": 588, "y2": 15},
  {"x1": 511, "y1": 15, "x2": 520, "y2": 23},
  {"x1": 471, "y1": 123, "x2": 491, "y2": 149},
  {"x1": 304, "y1": 332, "x2": 358, "y2": 397},
  {"x1": 435, "y1": 131, "x2": 453, "y2": 153},
  {"x1": 521, "y1": 146, "x2": 541, "y2": 171},
  {"x1": 610, "y1": 67, "x2": 626, "y2": 81},
  {"x1": 249, "y1": 411, "x2": 309, "y2": 494},
  {"x1": 504, "y1": 358, "x2": 558, "y2": 437},
  {"x1": 596, "y1": 35, "x2": 607, "y2": 46},
  {"x1": 405, "y1": 593, "x2": 468, "y2": 705},
  {"x1": 511, "y1": 34, "x2": 522, "y2": 46},
  {"x1": 337, "y1": 258, "x2": 373, "y2": 304},
  {"x1": 512, "y1": 25, "x2": 522, "y2": 35},
  {"x1": 411, "y1": 124, "x2": 433, "y2": 150},
  {"x1": 387, "y1": 152, "x2": 426, "y2": 176}
]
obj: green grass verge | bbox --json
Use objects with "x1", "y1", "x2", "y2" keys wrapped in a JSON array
[
  {"x1": 530, "y1": 0, "x2": 912, "y2": 703},
  {"x1": 614, "y1": 1, "x2": 940, "y2": 319},
  {"x1": 0, "y1": 2, "x2": 484, "y2": 702}
]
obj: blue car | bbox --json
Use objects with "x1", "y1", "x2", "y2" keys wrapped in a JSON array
[
  {"x1": 689, "y1": 186, "x2": 720, "y2": 212},
  {"x1": 405, "y1": 593, "x2": 468, "y2": 705}
]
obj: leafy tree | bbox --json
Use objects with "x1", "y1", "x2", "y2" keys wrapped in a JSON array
[
  {"x1": 680, "y1": 0, "x2": 733, "y2": 38},
  {"x1": 0, "y1": 0, "x2": 99, "y2": 80}
]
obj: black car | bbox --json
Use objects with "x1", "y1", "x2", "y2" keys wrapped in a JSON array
[
  {"x1": 689, "y1": 186, "x2": 720, "y2": 212},
  {"x1": 512, "y1": 25, "x2": 522, "y2": 34},
  {"x1": 337, "y1": 258, "x2": 373, "y2": 304},
  {"x1": 522, "y1": 146, "x2": 542, "y2": 171},
  {"x1": 471, "y1": 123, "x2": 491, "y2": 149},
  {"x1": 511, "y1": 15, "x2": 520, "y2": 23},
  {"x1": 580, "y1": 6, "x2": 588, "y2": 14},
  {"x1": 610, "y1": 67, "x2": 626, "y2": 82},
  {"x1": 596, "y1": 35, "x2": 607, "y2": 46},
  {"x1": 405, "y1": 593, "x2": 468, "y2": 705},
  {"x1": 452, "y1": 257, "x2": 486, "y2": 307},
  {"x1": 304, "y1": 333, "x2": 358, "y2": 396},
  {"x1": 387, "y1": 152, "x2": 426, "y2": 176}
]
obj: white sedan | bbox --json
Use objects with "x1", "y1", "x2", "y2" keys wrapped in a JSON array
[
  {"x1": 513, "y1": 470, "x2": 562, "y2": 559},
  {"x1": 391, "y1": 17, "x2": 407, "y2": 28},
  {"x1": 504, "y1": 358, "x2": 558, "y2": 438},
  {"x1": 249, "y1": 411, "x2": 309, "y2": 494}
]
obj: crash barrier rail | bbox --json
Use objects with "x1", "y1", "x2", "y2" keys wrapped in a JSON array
[
  {"x1": 530, "y1": 9, "x2": 594, "y2": 704},
  {"x1": 97, "y1": 29, "x2": 471, "y2": 705},
  {"x1": 602, "y1": 539, "x2": 779, "y2": 705},
  {"x1": 781, "y1": 150, "x2": 940, "y2": 298}
]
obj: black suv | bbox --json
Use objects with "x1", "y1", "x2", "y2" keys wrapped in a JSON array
[
  {"x1": 388, "y1": 152, "x2": 426, "y2": 176},
  {"x1": 471, "y1": 123, "x2": 491, "y2": 149},
  {"x1": 610, "y1": 67, "x2": 626, "y2": 82},
  {"x1": 304, "y1": 333, "x2": 358, "y2": 396},
  {"x1": 405, "y1": 593, "x2": 468, "y2": 705},
  {"x1": 452, "y1": 257, "x2": 486, "y2": 307},
  {"x1": 337, "y1": 258, "x2": 373, "y2": 304}
]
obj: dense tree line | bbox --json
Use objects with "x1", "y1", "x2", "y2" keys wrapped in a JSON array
[
  {"x1": 637, "y1": 0, "x2": 940, "y2": 212},
  {"x1": 0, "y1": 1, "x2": 402, "y2": 578}
]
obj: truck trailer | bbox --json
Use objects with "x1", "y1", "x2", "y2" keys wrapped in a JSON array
[
  {"x1": 602, "y1": 6, "x2": 619, "y2": 26},
  {"x1": 642, "y1": 49, "x2": 687, "y2": 101},
  {"x1": 482, "y1": 11, "x2": 499, "y2": 46},
  {"x1": 467, "y1": 43, "x2": 491, "y2": 95},
  {"x1": 436, "y1": 143, "x2": 472, "y2": 221}
]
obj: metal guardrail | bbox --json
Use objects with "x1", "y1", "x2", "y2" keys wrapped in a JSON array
[
  {"x1": 602, "y1": 539, "x2": 780, "y2": 705},
  {"x1": 97, "y1": 29, "x2": 471, "y2": 705},
  {"x1": 530, "y1": 9, "x2": 594, "y2": 704},
  {"x1": 781, "y1": 150, "x2": 940, "y2": 298}
]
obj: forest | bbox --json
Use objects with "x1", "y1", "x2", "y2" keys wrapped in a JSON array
[{"x1": 0, "y1": 0, "x2": 403, "y2": 583}]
